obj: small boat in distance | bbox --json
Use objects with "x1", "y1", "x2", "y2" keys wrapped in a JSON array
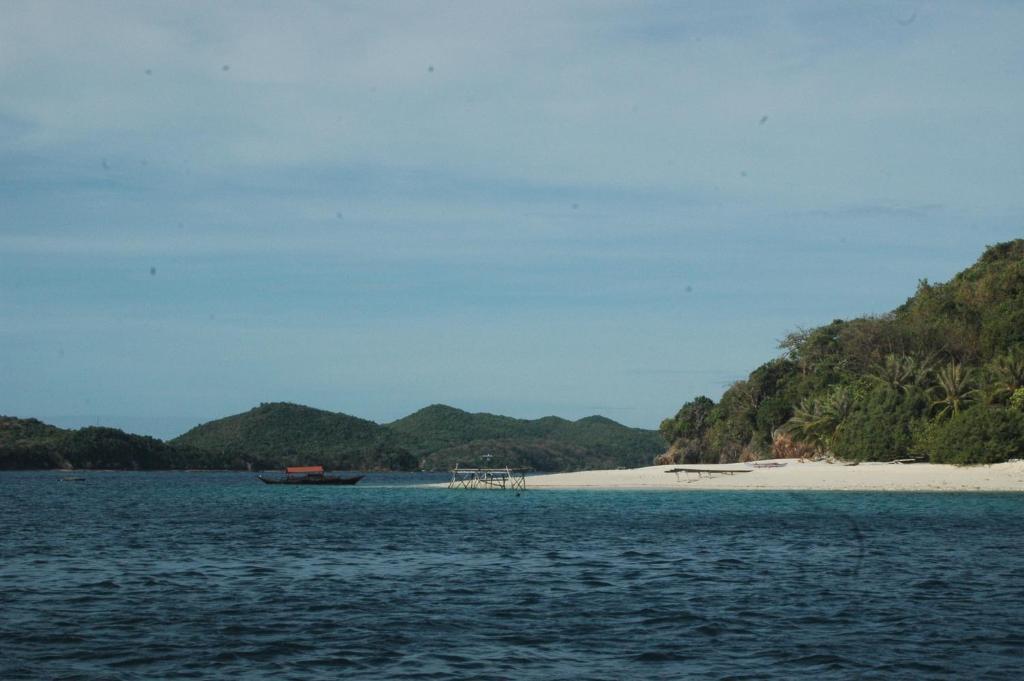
[{"x1": 258, "y1": 465, "x2": 364, "y2": 486}]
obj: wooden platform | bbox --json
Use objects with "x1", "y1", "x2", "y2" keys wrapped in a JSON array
[
  {"x1": 665, "y1": 467, "x2": 753, "y2": 482},
  {"x1": 448, "y1": 465, "x2": 529, "y2": 491}
]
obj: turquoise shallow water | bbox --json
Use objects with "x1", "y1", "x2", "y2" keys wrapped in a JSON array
[{"x1": 1, "y1": 471, "x2": 1022, "y2": 680}]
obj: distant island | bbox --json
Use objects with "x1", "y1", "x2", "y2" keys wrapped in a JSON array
[
  {"x1": 658, "y1": 238, "x2": 1024, "y2": 466},
  {"x1": 0, "y1": 403, "x2": 666, "y2": 472}
]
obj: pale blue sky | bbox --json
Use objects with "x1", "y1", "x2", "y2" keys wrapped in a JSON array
[{"x1": 2, "y1": 1, "x2": 1022, "y2": 438}]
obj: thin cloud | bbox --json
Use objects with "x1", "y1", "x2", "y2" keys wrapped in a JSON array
[{"x1": 2, "y1": 2, "x2": 1023, "y2": 434}]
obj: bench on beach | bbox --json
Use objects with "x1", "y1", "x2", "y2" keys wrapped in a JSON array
[{"x1": 665, "y1": 467, "x2": 753, "y2": 482}]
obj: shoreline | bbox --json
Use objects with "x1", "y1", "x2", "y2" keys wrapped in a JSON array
[
  {"x1": 514, "y1": 460, "x2": 1024, "y2": 492},
  {"x1": 8, "y1": 463, "x2": 1024, "y2": 492}
]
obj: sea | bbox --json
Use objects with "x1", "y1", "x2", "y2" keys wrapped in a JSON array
[{"x1": 1, "y1": 471, "x2": 1022, "y2": 680}]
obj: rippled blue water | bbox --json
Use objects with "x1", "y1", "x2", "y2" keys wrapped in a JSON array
[{"x1": 2, "y1": 471, "x2": 1022, "y2": 680}]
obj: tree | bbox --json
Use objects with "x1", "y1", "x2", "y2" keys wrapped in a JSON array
[
  {"x1": 985, "y1": 348, "x2": 1024, "y2": 404},
  {"x1": 1011, "y1": 388, "x2": 1024, "y2": 412},
  {"x1": 783, "y1": 397, "x2": 830, "y2": 451},
  {"x1": 781, "y1": 386, "x2": 853, "y2": 454},
  {"x1": 870, "y1": 354, "x2": 915, "y2": 393},
  {"x1": 660, "y1": 396, "x2": 716, "y2": 442},
  {"x1": 930, "y1": 362, "x2": 978, "y2": 420},
  {"x1": 916, "y1": 406, "x2": 1024, "y2": 464},
  {"x1": 831, "y1": 386, "x2": 928, "y2": 462},
  {"x1": 869, "y1": 353, "x2": 934, "y2": 394}
]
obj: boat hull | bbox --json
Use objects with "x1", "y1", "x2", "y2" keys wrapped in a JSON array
[{"x1": 258, "y1": 475, "x2": 364, "y2": 486}]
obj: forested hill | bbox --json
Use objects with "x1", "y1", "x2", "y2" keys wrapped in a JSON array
[
  {"x1": 389, "y1": 404, "x2": 667, "y2": 471},
  {"x1": 0, "y1": 402, "x2": 665, "y2": 471},
  {"x1": 172, "y1": 402, "x2": 665, "y2": 472},
  {"x1": 1, "y1": 407, "x2": 410, "y2": 472},
  {"x1": 659, "y1": 239, "x2": 1024, "y2": 466},
  {"x1": 170, "y1": 402, "x2": 418, "y2": 471},
  {"x1": 0, "y1": 416, "x2": 220, "y2": 470}
]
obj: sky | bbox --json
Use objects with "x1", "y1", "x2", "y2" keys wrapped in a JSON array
[{"x1": 2, "y1": 1, "x2": 1023, "y2": 439}]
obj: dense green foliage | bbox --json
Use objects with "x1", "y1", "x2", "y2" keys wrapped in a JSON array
[
  {"x1": 392, "y1": 405, "x2": 666, "y2": 470},
  {"x1": 659, "y1": 396, "x2": 715, "y2": 443},
  {"x1": 913, "y1": 407, "x2": 1024, "y2": 464},
  {"x1": 387, "y1": 404, "x2": 545, "y2": 451},
  {"x1": 0, "y1": 417, "x2": 228, "y2": 470},
  {"x1": 1011, "y1": 388, "x2": 1024, "y2": 411},
  {"x1": 0, "y1": 416, "x2": 69, "y2": 469},
  {"x1": 62, "y1": 427, "x2": 182, "y2": 469},
  {"x1": 659, "y1": 239, "x2": 1024, "y2": 464},
  {"x1": 2, "y1": 402, "x2": 664, "y2": 472},
  {"x1": 419, "y1": 440, "x2": 598, "y2": 473},
  {"x1": 830, "y1": 387, "x2": 928, "y2": 462},
  {"x1": 171, "y1": 402, "x2": 418, "y2": 471}
]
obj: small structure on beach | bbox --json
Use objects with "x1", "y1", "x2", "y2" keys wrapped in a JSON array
[
  {"x1": 665, "y1": 466, "x2": 752, "y2": 482},
  {"x1": 448, "y1": 464, "x2": 529, "y2": 491}
]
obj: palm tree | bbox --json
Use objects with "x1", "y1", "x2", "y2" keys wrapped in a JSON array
[
  {"x1": 784, "y1": 398, "x2": 830, "y2": 451},
  {"x1": 931, "y1": 362, "x2": 978, "y2": 420},
  {"x1": 783, "y1": 388, "x2": 853, "y2": 452},
  {"x1": 871, "y1": 354, "x2": 915, "y2": 393},
  {"x1": 913, "y1": 353, "x2": 939, "y2": 391},
  {"x1": 986, "y1": 349, "x2": 1024, "y2": 404},
  {"x1": 870, "y1": 353, "x2": 937, "y2": 394},
  {"x1": 821, "y1": 387, "x2": 854, "y2": 427}
]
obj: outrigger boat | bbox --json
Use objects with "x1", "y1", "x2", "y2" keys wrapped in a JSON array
[{"x1": 258, "y1": 465, "x2": 363, "y2": 486}]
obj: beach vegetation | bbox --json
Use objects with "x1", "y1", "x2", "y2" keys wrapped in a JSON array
[
  {"x1": 659, "y1": 396, "x2": 715, "y2": 442},
  {"x1": 984, "y1": 348, "x2": 1024, "y2": 404},
  {"x1": 782, "y1": 386, "x2": 855, "y2": 455},
  {"x1": 659, "y1": 239, "x2": 1024, "y2": 464},
  {"x1": 929, "y1": 363, "x2": 979, "y2": 421},
  {"x1": 1010, "y1": 388, "x2": 1024, "y2": 412},
  {"x1": 831, "y1": 386, "x2": 928, "y2": 462},
  {"x1": 914, "y1": 406, "x2": 1024, "y2": 465}
]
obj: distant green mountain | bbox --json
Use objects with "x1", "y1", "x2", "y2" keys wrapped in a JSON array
[
  {"x1": 0, "y1": 416, "x2": 219, "y2": 470},
  {"x1": 170, "y1": 402, "x2": 418, "y2": 471},
  {"x1": 389, "y1": 404, "x2": 666, "y2": 470},
  {"x1": 0, "y1": 416, "x2": 69, "y2": 469},
  {"x1": 2, "y1": 402, "x2": 665, "y2": 472},
  {"x1": 387, "y1": 404, "x2": 561, "y2": 451},
  {"x1": 422, "y1": 439, "x2": 597, "y2": 473}
]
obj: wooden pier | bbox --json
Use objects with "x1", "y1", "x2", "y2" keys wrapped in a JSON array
[{"x1": 448, "y1": 465, "x2": 529, "y2": 491}]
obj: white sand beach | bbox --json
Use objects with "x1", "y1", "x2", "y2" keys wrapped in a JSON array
[{"x1": 520, "y1": 460, "x2": 1024, "y2": 492}]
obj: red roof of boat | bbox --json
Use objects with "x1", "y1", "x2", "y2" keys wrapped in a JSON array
[{"x1": 286, "y1": 465, "x2": 323, "y2": 474}]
